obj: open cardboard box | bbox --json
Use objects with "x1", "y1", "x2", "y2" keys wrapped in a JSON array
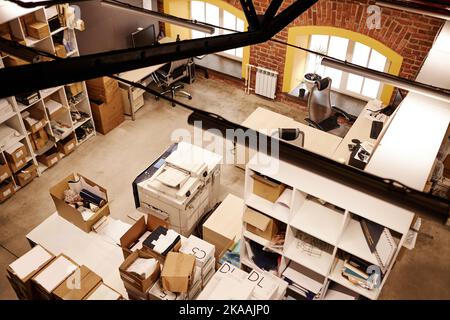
[
  {"x1": 15, "y1": 163, "x2": 38, "y2": 187},
  {"x1": 119, "y1": 250, "x2": 161, "y2": 293},
  {"x1": 53, "y1": 265, "x2": 102, "y2": 300},
  {"x1": 243, "y1": 207, "x2": 279, "y2": 241},
  {"x1": 49, "y1": 173, "x2": 110, "y2": 233},
  {"x1": 252, "y1": 173, "x2": 286, "y2": 202}
]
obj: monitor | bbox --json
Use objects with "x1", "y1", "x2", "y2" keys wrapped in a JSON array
[{"x1": 131, "y1": 24, "x2": 156, "y2": 48}]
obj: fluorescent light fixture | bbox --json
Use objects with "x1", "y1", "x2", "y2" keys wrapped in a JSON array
[
  {"x1": 321, "y1": 57, "x2": 450, "y2": 103},
  {"x1": 375, "y1": 1, "x2": 450, "y2": 20},
  {"x1": 101, "y1": 0, "x2": 215, "y2": 35}
]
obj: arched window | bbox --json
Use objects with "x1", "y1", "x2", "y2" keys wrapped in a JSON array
[
  {"x1": 190, "y1": 0, "x2": 245, "y2": 59},
  {"x1": 305, "y1": 35, "x2": 390, "y2": 100}
]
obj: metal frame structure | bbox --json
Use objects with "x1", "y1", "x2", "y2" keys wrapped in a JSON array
[{"x1": 0, "y1": 0, "x2": 449, "y2": 220}]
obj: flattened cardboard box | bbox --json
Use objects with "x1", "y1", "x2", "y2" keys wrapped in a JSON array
[
  {"x1": 53, "y1": 265, "x2": 102, "y2": 300},
  {"x1": 243, "y1": 207, "x2": 279, "y2": 241},
  {"x1": 49, "y1": 173, "x2": 110, "y2": 233},
  {"x1": 31, "y1": 254, "x2": 79, "y2": 300},
  {"x1": 6, "y1": 245, "x2": 55, "y2": 300},
  {"x1": 119, "y1": 250, "x2": 160, "y2": 293},
  {"x1": 252, "y1": 173, "x2": 285, "y2": 202},
  {"x1": 161, "y1": 252, "x2": 196, "y2": 293}
]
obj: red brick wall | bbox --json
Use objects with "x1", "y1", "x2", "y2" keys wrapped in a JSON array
[{"x1": 163, "y1": 0, "x2": 444, "y2": 101}]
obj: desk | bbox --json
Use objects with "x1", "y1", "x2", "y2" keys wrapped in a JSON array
[
  {"x1": 236, "y1": 107, "x2": 343, "y2": 169},
  {"x1": 116, "y1": 37, "x2": 171, "y2": 120},
  {"x1": 26, "y1": 213, "x2": 128, "y2": 298}
]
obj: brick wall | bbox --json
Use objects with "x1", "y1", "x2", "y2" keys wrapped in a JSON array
[{"x1": 162, "y1": 0, "x2": 444, "y2": 102}]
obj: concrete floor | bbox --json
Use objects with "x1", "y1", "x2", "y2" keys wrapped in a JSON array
[{"x1": 0, "y1": 77, "x2": 449, "y2": 299}]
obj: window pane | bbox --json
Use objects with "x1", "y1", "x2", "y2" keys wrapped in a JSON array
[
  {"x1": 205, "y1": 3, "x2": 219, "y2": 36},
  {"x1": 368, "y1": 49, "x2": 387, "y2": 72},
  {"x1": 362, "y1": 78, "x2": 381, "y2": 98},
  {"x1": 235, "y1": 47, "x2": 243, "y2": 58},
  {"x1": 223, "y1": 10, "x2": 236, "y2": 30},
  {"x1": 309, "y1": 35, "x2": 329, "y2": 53},
  {"x1": 236, "y1": 18, "x2": 244, "y2": 32},
  {"x1": 191, "y1": 1, "x2": 205, "y2": 22},
  {"x1": 328, "y1": 36, "x2": 348, "y2": 60},
  {"x1": 346, "y1": 74, "x2": 364, "y2": 93},
  {"x1": 324, "y1": 67, "x2": 342, "y2": 89},
  {"x1": 352, "y1": 42, "x2": 370, "y2": 67},
  {"x1": 192, "y1": 30, "x2": 205, "y2": 39}
]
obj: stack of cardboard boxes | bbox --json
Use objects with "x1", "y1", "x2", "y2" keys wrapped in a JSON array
[
  {"x1": 86, "y1": 77, "x2": 124, "y2": 135},
  {"x1": 7, "y1": 245, "x2": 123, "y2": 300}
]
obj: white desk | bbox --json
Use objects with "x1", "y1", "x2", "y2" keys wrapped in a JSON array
[
  {"x1": 366, "y1": 21, "x2": 450, "y2": 191},
  {"x1": 26, "y1": 213, "x2": 128, "y2": 298},
  {"x1": 236, "y1": 107, "x2": 343, "y2": 168},
  {"x1": 116, "y1": 37, "x2": 172, "y2": 120}
]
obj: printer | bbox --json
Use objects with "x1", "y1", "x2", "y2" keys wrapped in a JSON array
[{"x1": 134, "y1": 142, "x2": 222, "y2": 236}]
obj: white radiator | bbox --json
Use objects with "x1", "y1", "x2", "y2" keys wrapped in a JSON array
[{"x1": 255, "y1": 67, "x2": 278, "y2": 99}]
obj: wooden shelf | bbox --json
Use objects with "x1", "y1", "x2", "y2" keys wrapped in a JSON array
[
  {"x1": 73, "y1": 117, "x2": 91, "y2": 130},
  {"x1": 246, "y1": 193, "x2": 289, "y2": 224},
  {"x1": 328, "y1": 258, "x2": 379, "y2": 300},
  {"x1": 0, "y1": 111, "x2": 17, "y2": 124},
  {"x1": 283, "y1": 240, "x2": 333, "y2": 277},
  {"x1": 290, "y1": 200, "x2": 344, "y2": 245},
  {"x1": 338, "y1": 219, "x2": 379, "y2": 266},
  {"x1": 76, "y1": 132, "x2": 95, "y2": 146},
  {"x1": 51, "y1": 26, "x2": 67, "y2": 36}
]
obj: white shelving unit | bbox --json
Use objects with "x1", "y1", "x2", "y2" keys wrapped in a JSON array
[
  {"x1": 240, "y1": 153, "x2": 415, "y2": 300},
  {"x1": 0, "y1": 3, "x2": 95, "y2": 200}
]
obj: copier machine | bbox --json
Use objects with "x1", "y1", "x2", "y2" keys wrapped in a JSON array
[{"x1": 133, "y1": 142, "x2": 222, "y2": 236}]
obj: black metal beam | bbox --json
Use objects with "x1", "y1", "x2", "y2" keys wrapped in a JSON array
[
  {"x1": 239, "y1": 0, "x2": 261, "y2": 31},
  {"x1": 7, "y1": 0, "x2": 92, "y2": 8},
  {"x1": 261, "y1": 0, "x2": 284, "y2": 26},
  {"x1": 0, "y1": 0, "x2": 318, "y2": 97}
]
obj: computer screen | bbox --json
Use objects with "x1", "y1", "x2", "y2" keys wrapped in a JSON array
[{"x1": 131, "y1": 24, "x2": 156, "y2": 48}]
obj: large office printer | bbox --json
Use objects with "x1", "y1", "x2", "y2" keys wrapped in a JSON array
[{"x1": 133, "y1": 142, "x2": 222, "y2": 236}]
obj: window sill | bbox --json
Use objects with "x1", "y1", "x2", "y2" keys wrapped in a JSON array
[{"x1": 195, "y1": 53, "x2": 242, "y2": 79}]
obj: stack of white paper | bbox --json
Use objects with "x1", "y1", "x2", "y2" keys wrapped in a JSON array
[
  {"x1": 130, "y1": 231, "x2": 151, "y2": 252},
  {"x1": 33, "y1": 256, "x2": 78, "y2": 293},
  {"x1": 9, "y1": 245, "x2": 53, "y2": 280},
  {"x1": 127, "y1": 257, "x2": 158, "y2": 279},
  {"x1": 86, "y1": 283, "x2": 121, "y2": 300}
]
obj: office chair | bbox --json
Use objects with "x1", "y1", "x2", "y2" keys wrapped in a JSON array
[
  {"x1": 304, "y1": 77, "x2": 356, "y2": 132},
  {"x1": 153, "y1": 58, "x2": 192, "y2": 107}
]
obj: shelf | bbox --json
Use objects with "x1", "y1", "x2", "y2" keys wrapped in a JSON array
[
  {"x1": 338, "y1": 219, "x2": 379, "y2": 266},
  {"x1": 40, "y1": 86, "x2": 63, "y2": 99},
  {"x1": 328, "y1": 258, "x2": 379, "y2": 300},
  {"x1": 76, "y1": 132, "x2": 95, "y2": 146},
  {"x1": 51, "y1": 26, "x2": 67, "y2": 36},
  {"x1": 69, "y1": 94, "x2": 87, "y2": 107},
  {"x1": 0, "y1": 111, "x2": 17, "y2": 124},
  {"x1": 243, "y1": 230, "x2": 283, "y2": 255},
  {"x1": 283, "y1": 240, "x2": 333, "y2": 277},
  {"x1": 18, "y1": 99, "x2": 42, "y2": 112},
  {"x1": 24, "y1": 35, "x2": 50, "y2": 47},
  {"x1": 246, "y1": 193, "x2": 289, "y2": 224},
  {"x1": 1, "y1": 134, "x2": 26, "y2": 151},
  {"x1": 290, "y1": 200, "x2": 344, "y2": 245},
  {"x1": 55, "y1": 129, "x2": 73, "y2": 142},
  {"x1": 73, "y1": 117, "x2": 91, "y2": 130},
  {"x1": 34, "y1": 140, "x2": 55, "y2": 156}
]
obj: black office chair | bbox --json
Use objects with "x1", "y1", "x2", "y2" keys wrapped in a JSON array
[
  {"x1": 304, "y1": 77, "x2": 356, "y2": 132},
  {"x1": 153, "y1": 58, "x2": 192, "y2": 107}
]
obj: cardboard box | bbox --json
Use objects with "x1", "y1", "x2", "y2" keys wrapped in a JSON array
[
  {"x1": 8, "y1": 157, "x2": 27, "y2": 174},
  {"x1": 36, "y1": 146, "x2": 60, "y2": 168},
  {"x1": 252, "y1": 173, "x2": 285, "y2": 202},
  {"x1": 15, "y1": 163, "x2": 38, "y2": 187},
  {"x1": 54, "y1": 44, "x2": 67, "y2": 58},
  {"x1": 4, "y1": 142, "x2": 27, "y2": 164},
  {"x1": 57, "y1": 135, "x2": 76, "y2": 155},
  {"x1": 243, "y1": 207, "x2": 279, "y2": 241},
  {"x1": 32, "y1": 254, "x2": 79, "y2": 300},
  {"x1": 30, "y1": 128, "x2": 49, "y2": 152},
  {"x1": 161, "y1": 252, "x2": 196, "y2": 293},
  {"x1": 3, "y1": 56, "x2": 28, "y2": 67},
  {"x1": 49, "y1": 173, "x2": 110, "y2": 233},
  {"x1": 90, "y1": 89, "x2": 124, "y2": 135},
  {"x1": 23, "y1": 111, "x2": 47, "y2": 134},
  {"x1": 7, "y1": 245, "x2": 55, "y2": 300},
  {"x1": 179, "y1": 235, "x2": 215, "y2": 269},
  {"x1": 86, "y1": 77, "x2": 119, "y2": 103},
  {"x1": 53, "y1": 265, "x2": 102, "y2": 300},
  {"x1": 66, "y1": 82, "x2": 84, "y2": 98},
  {"x1": 0, "y1": 162, "x2": 12, "y2": 183},
  {"x1": 84, "y1": 282, "x2": 123, "y2": 300},
  {"x1": 203, "y1": 194, "x2": 244, "y2": 260},
  {"x1": 26, "y1": 22, "x2": 50, "y2": 39},
  {"x1": 119, "y1": 250, "x2": 160, "y2": 293},
  {"x1": 120, "y1": 216, "x2": 152, "y2": 258}
]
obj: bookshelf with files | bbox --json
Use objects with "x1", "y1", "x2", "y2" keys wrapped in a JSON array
[
  {"x1": 0, "y1": 4, "x2": 95, "y2": 200},
  {"x1": 241, "y1": 153, "x2": 415, "y2": 300}
]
